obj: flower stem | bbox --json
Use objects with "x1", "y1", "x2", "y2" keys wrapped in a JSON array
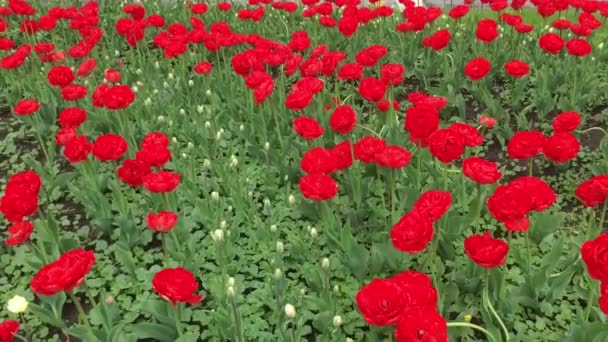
[
  {"x1": 528, "y1": 158, "x2": 533, "y2": 177},
  {"x1": 447, "y1": 322, "x2": 497, "y2": 342},
  {"x1": 229, "y1": 295, "x2": 244, "y2": 342},
  {"x1": 67, "y1": 291, "x2": 97, "y2": 340},
  {"x1": 174, "y1": 303, "x2": 183, "y2": 337},
  {"x1": 483, "y1": 270, "x2": 510, "y2": 342}
]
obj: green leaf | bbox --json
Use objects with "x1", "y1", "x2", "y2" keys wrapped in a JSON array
[{"x1": 128, "y1": 323, "x2": 177, "y2": 342}]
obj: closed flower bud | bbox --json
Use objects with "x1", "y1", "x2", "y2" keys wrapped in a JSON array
[
  {"x1": 263, "y1": 198, "x2": 271, "y2": 207},
  {"x1": 206, "y1": 89, "x2": 212, "y2": 96},
  {"x1": 220, "y1": 221, "x2": 227, "y2": 229},
  {"x1": 114, "y1": 50, "x2": 120, "y2": 56},
  {"x1": 276, "y1": 241, "x2": 284, "y2": 253},
  {"x1": 226, "y1": 286, "x2": 235, "y2": 297},
  {"x1": 211, "y1": 229, "x2": 224, "y2": 241},
  {"x1": 179, "y1": 109, "x2": 186, "y2": 115},
  {"x1": 310, "y1": 228, "x2": 318, "y2": 238},
  {"x1": 205, "y1": 121, "x2": 211, "y2": 128},
  {"x1": 300, "y1": 288, "x2": 307, "y2": 296},
  {"x1": 181, "y1": 153, "x2": 187, "y2": 159},
  {"x1": 599, "y1": 43, "x2": 604, "y2": 50},
  {"x1": 105, "y1": 296, "x2": 114, "y2": 304},
  {"x1": 264, "y1": 142, "x2": 270, "y2": 151},
  {"x1": 270, "y1": 225, "x2": 278, "y2": 233},
  {"x1": 333, "y1": 315, "x2": 343, "y2": 327},
  {"x1": 274, "y1": 268, "x2": 283, "y2": 279},
  {"x1": 168, "y1": 73, "x2": 175, "y2": 80},
  {"x1": 132, "y1": 86, "x2": 138, "y2": 93},
  {"x1": 7, "y1": 295, "x2": 28, "y2": 314},
  {"x1": 333, "y1": 285, "x2": 339, "y2": 293},
  {"x1": 321, "y1": 258, "x2": 330, "y2": 269},
  {"x1": 157, "y1": 116, "x2": 165, "y2": 122},
  {"x1": 216, "y1": 131, "x2": 223, "y2": 141},
  {"x1": 144, "y1": 98, "x2": 152, "y2": 106},
  {"x1": 187, "y1": 142, "x2": 194, "y2": 149},
  {"x1": 163, "y1": 82, "x2": 170, "y2": 89},
  {"x1": 284, "y1": 304, "x2": 296, "y2": 318},
  {"x1": 155, "y1": 61, "x2": 160, "y2": 69},
  {"x1": 188, "y1": 80, "x2": 194, "y2": 87},
  {"x1": 288, "y1": 195, "x2": 296, "y2": 205},
  {"x1": 240, "y1": 124, "x2": 245, "y2": 131},
  {"x1": 203, "y1": 159, "x2": 211, "y2": 168},
  {"x1": 211, "y1": 191, "x2": 219, "y2": 200},
  {"x1": 248, "y1": 191, "x2": 254, "y2": 197},
  {"x1": 197, "y1": 105, "x2": 204, "y2": 113},
  {"x1": 172, "y1": 137, "x2": 178, "y2": 143}
]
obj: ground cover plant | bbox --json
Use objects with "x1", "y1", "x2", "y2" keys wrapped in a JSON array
[{"x1": 1, "y1": 0, "x2": 608, "y2": 340}]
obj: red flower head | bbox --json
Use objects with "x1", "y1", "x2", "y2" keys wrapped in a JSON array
[
  {"x1": 552, "y1": 111, "x2": 581, "y2": 133},
  {"x1": 299, "y1": 174, "x2": 338, "y2": 201},
  {"x1": 446, "y1": 122, "x2": 484, "y2": 147},
  {"x1": 146, "y1": 211, "x2": 178, "y2": 232},
  {"x1": 428, "y1": 129, "x2": 465, "y2": 164},
  {"x1": 422, "y1": 29, "x2": 451, "y2": 51},
  {"x1": 575, "y1": 175, "x2": 608, "y2": 207},
  {"x1": 13, "y1": 99, "x2": 41, "y2": 116},
  {"x1": 412, "y1": 190, "x2": 452, "y2": 222},
  {"x1": 293, "y1": 116, "x2": 324, "y2": 140},
  {"x1": 476, "y1": 19, "x2": 499, "y2": 43},
  {"x1": 395, "y1": 309, "x2": 447, "y2": 342},
  {"x1": 405, "y1": 105, "x2": 439, "y2": 146},
  {"x1": 539, "y1": 33, "x2": 564, "y2": 54},
  {"x1": 566, "y1": 38, "x2": 592, "y2": 57},
  {"x1": 143, "y1": 171, "x2": 180, "y2": 193},
  {"x1": 462, "y1": 157, "x2": 502, "y2": 184},
  {"x1": 391, "y1": 210, "x2": 434, "y2": 253},
  {"x1": 487, "y1": 184, "x2": 534, "y2": 231},
  {"x1": 507, "y1": 130, "x2": 546, "y2": 160},
  {"x1": 464, "y1": 57, "x2": 491, "y2": 81},
  {"x1": 356, "y1": 45, "x2": 388, "y2": 67},
  {"x1": 330, "y1": 105, "x2": 357, "y2": 135},
  {"x1": 464, "y1": 231, "x2": 509, "y2": 268},
  {"x1": 117, "y1": 159, "x2": 152, "y2": 187},
  {"x1": 93, "y1": 134, "x2": 128, "y2": 162},
  {"x1": 136, "y1": 144, "x2": 171, "y2": 168},
  {"x1": 354, "y1": 136, "x2": 387, "y2": 163},
  {"x1": 217, "y1": 2, "x2": 232, "y2": 11},
  {"x1": 58, "y1": 107, "x2": 87, "y2": 128},
  {"x1": 104, "y1": 68, "x2": 121, "y2": 83},
  {"x1": 449, "y1": 5, "x2": 470, "y2": 19},
  {"x1": 356, "y1": 278, "x2": 407, "y2": 325},
  {"x1": 375, "y1": 146, "x2": 412, "y2": 169},
  {"x1": 0, "y1": 320, "x2": 20, "y2": 342},
  {"x1": 47, "y1": 65, "x2": 75, "y2": 88},
  {"x1": 5, "y1": 220, "x2": 34, "y2": 246},
  {"x1": 582, "y1": 234, "x2": 608, "y2": 281},
  {"x1": 331, "y1": 141, "x2": 354, "y2": 171},
  {"x1": 358, "y1": 77, "x2": 386, "y2": 103},
  {"x1": 300, "y1": 147, "x2": 336, "y2": 175},
  {"x1": 285, "y1": 90, "x2": 313, "y2": 111},
  {"x1": 30, "y1": 249, "x2": 96, "y2": 296},
  {"x1": 543, "y1": 133, "x2": 580, "y2": 163},
  {"x1": 152, "y1": 267, "x2": 203, "y2": 305},
  {"x1": 63, "y1": 136, "x2": 92, "y2": 163},
  {"x1": 337, "y1": 63, "x2": 364, "y2": 81},
  {"x1": 504, "y1": 59, "x2": 530, "y2": 78},
  {"x1": 61, "y1": 84, "x2": 88, "y2": 102},
  {"x1": 193, "y1": 61, "x2": 213, "y2": 75},
  {"x1": 102, "y1": 85, "x2": 135, "y2": 110},
  {"x1": 510, "y1": 176, "x2": 557, "y2": 212},
  {"x1": 380, "y1": 63, "x2": 405, "y2": 85},
  {"x1": 479, "y1": 115, "x2": 497, "y2": 129}
]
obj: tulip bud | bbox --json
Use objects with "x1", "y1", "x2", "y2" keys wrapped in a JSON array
[
  {"x1": 333, "y1": 315, "x2": 343, "y2": 327},
  {"x1": 155, "y1": 61, "x2": 160, "y2": 69},
  {"x1": 274, "y1": 268, "x2": 283, "y2": 279},
  {"x1": 204, "y1": 121, "x2": 211, "y2": 128},
  {"x1": 288, "y1": 195, "x2": 296, "y2": 205},
  {"x1": 181, "y1": 153, "x2": 187, "y2": 159},
  {"x1": 300, "y1": 288, "x2": 307, "y2": 296},
  {"x1": 105, "y1": 296, "x2": 114, "y2": 304},
  {"x1": 270, "y1": 224, "x2": 278, "y2": 233},
  {"x1": 216, "y1": 131, "x2": 223, "y2": 141},
  {"x1": 172, "y1": 137, "x2": 178, "y2": 143},
  {"x1": 276, "y1": 241, "x2": 284, "y2": 254},
  {"x1": 226, "y1": 286, "x2": 235, "y2": 297},
  {"x1": 321, "y1": 258, "x2": 330, "y2": 269},
  {"x1": 264, "y1": 142, "x2": 270, "y2": 151},
  {"x1": 163, "y1": 81, "x2": 170, "y2": 89},
  {"x1": 263, "y1": 198, "x2": 271, "y2": 207},
  {"x1": 203, "y1": 159, "x2": 211, "y2": 168},
  {"x1": 114, "y1": 50, "x2": 120, "y2": 56},
  {"x1": 179, "y1": 109, "x2": 186, "y2": 115},
  {"x1": 333, "y1": 285, "x2": 339, "y2": 293},
  {"x1": 248, "y1": 191, "x2": 254, "y2": 197},
  {"x1": 310, "y1": 228, "x2": 318, "y2": 238},
  {"x1": 168, "y1": 73, "x2": 175, "y2": 80},
  {"x1": 144, "y1": 98, "x2": 152, "y2": 106},
  {"x1": 599, "y1": 43, "x2": 604, "y2": 50},
  {"x1": 240, "y1": 124, "x2": 245, "y2": 131},
  {"x1": 284, "y1": 304, "x2": 296, "y2": 318},
  {"x1": 211, "y1": 191, "x2": 219, "y2": 200},
  {"x1": 188, "y1": 79, "x2": 194, "y2": 87},
  {"x1": 197, "y1": 105, "x2": 204, "y2": 113},
  {"x1": 157, "y1": 116, "x2": 165, "y2": 122},
  {"x1": 132, "y1": 86, "x2": 138, "y2": 93},
  {"x1": 206, "y1": 89, "x2": 212, "y2": 96},
  {"x1": 479, "y1": 115, "x2": 497, "y2": 129},
  {"x1": 211, "y1": 229, "x2": 224, "y2": 241},
  {"x1": 136, "y1": 69, "x2": 143, "y2": 75},
  {"x1": 220, "y1": 220, "x2": 227, "y2": 229},
  {"x1": 187, "y1": 142, "x2": 194, "y2": 149},
  {"x1": 6, "y1": 295, "x2": 28, "y2": 314}
]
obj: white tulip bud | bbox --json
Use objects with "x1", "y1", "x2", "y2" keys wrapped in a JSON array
[
  {"x1": 310, "y1": 228, "x2": 318, "y2": 238},
  {"x1": 599, "y1": 43, "x2": 604, "y2": 50},
  {"x1": 284, "y1": 304, "x2": 296, "y2": 318},
  {"x1": 333, "y1": 285, "x2": 339, "y2": 293},
  {"x1": 239, "y1": 124, "x2": 245, "y2": 131},
  {"x1": 154, "y1": 61, "x2": 160, "y2": 69},
  {"x1": 206, "y1": 89, "x2": 212, "y2": 96},
  {"x1": 168, "y1": 120, "x2": 173, "y2": 127},
  {"x1": 163, "y1": 81, "x2": 170, "y2": 89},
  {"x1": 248, "y1": 191, "x2": 253, "y2": 197},
  {"x1": 153, "y1": 89, "x2": 159, "y2": 95},
  {"x1": 179, "y1": 109, "x2": 186, "y2": 115},
  {"x1": 274, "y1": 268, "x2": 283, "y2": 279},
  {"x1": 216, "y1": 131, "x2": 223, "y2": 141},
  {"x1": 114, "y1": 50, "x2": 120, "y2": 56},
  {"x1": 211, "y1": 191, "x2": 219, "y2": 201},
  {"x1": 263, "y1": 198, "x2": 271, "y2": 207},
  {"x1": 157, "y1": 116, "x2": 165, "y2": 122},
  {"x1": 300, "y1": 288, "x2": 307, "y2": 296},
  {"x1": 188, "y1": 79, "x2": 194, "y2": 87},
  {"x1": 211, "y1": 229, "x2": 224, "y2": 241},
  {"x1": 172, "y1": 137, "x2": 178, "y2": 143},
  {"x1": 168, "y1": 73, "x2": 175, "y2": 80},
  {"x1": 321, "y1": 258, "x2": 330, "y2": 269},
  {"x1": 288, "y1": 195, "x2": 296, "y2": 205},
  {"x1": 264, "y1": 142, "x2": 270, "y2": 151},
  {"x1": 270, "y1": 225, "x2": 278, "y2": 233},
  {"x1": 226, "y1": 286, "x2": 235, "y2": 297},
  {"x1": 227, "y1": 277, "x2": 235, "y2": 287},
  {"x1": 197, "y1": 105, "x2": 204, "y2": 113},
  {"x1": 346, "y1": 338, "x2": 354, "y2": 342},
  {"x1": 132, "y1": 86, "x2": 138, "y2": 93},
  {"x1": 187, "y1": 142, "x2": 194, "y2": 149},
  {"x1": 7, "y1": 295, "x2": 28, "y2": 314},
  {"x1": 203, "y1": 159, "x2": 211, "y2": 168},
  {"x1": 276, "y1": 241, "x2": 284, "y2": 253},
  {"x1": 204, "y1": 121, "x2": 211, "y2": 128},
  {"x1": 181, "y1": 153, "x2": 187, "y2": 159},
  {"x1": 333, "y1": 315, "x2": 343, "y2": 327},
  {"x1": 136, "y1": 69, "x2": 143, "y2": 75},
  {"x1": 144, "y1": 98, "x2": 152, "y2": 106},
  {"x1": 220, "y1": 221, "x2": 227, "y2": 229}
]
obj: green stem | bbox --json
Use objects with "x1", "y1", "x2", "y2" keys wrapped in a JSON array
[
  {"x1": 82, "y1": 283, "x2": 98, "y2": 307},
  {"x1": 67, "y1": 292, "x2": 97, "y2": 340},
  {"x1": 174, "y1": 303, "x2": 183, "y2": 337},
  {"x1": 447, "y1": 322, "x2": 497, "y2": 342},
  {"x1": 597, "y1": 201, "x2": 607, "y2": 236},
  {"x1": 28, "y1": 115, "x2": 51, "y2": 165},
  {"x1": 229, "y1": 295, "x2": 244, "y2": 342},
  {"x1": 525, "y1": 234, "x2": 532, "y2": 273},
  {"x1": 483, "y1": 270, "x2": 510, "y2": 342},
  {"x1": 528, "y1": 158, "x2": 533, "y2": 177},
  {"x1": 584, "y1": 284, "x2": 597, "y2": 322},
  {"x1": 389, "y1": 169, "x2": 396, "y2": 223},
  {"x1": 290, "y1": 320, "x2": 297, "y2": 342}
]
